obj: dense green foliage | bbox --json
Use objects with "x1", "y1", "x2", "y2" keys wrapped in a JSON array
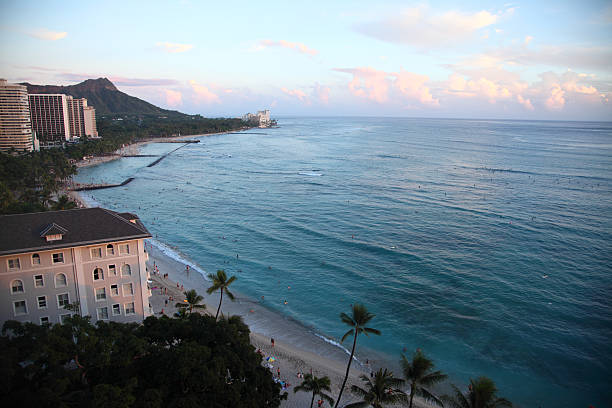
[
  {"x1": 293, "y1": 374, "x2": 334, "y2": 408},
  {"x1": 346, "y1": 368, "x2": 406, "y2": 408},
  {"x1": 0, "y1": 314, "x2": 285, "y2": 408},
  {"x1": 0, "y1": 149, "x2": 77, "y2": 214},
  {"x1": 442, "y1": 377, "x2": 512, "y2": 408}
]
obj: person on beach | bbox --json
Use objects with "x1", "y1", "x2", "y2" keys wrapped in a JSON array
[{"x1": 271, "y1": 338, "x2": 275, "y2": 347}]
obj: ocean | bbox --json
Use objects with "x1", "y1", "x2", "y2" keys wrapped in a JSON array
[{"x1": 75, "y1": 117, "x2": 612, "y2": 407}]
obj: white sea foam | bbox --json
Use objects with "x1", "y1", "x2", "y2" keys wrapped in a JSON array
[
  {"x1": 147, "y1": 239, "x2": 209, "y2": 280},
  {"x1": 313, "y1": 333, "x2": 363, "y2": 365},
  {"x1": 298, "y1": 172, "x2": 323, "y2": 176}
]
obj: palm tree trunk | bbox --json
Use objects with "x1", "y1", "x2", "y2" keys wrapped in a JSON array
[
  {"x1": 215, "y1": 287, "x2": 223, "y2": 319},
  {"x1": 334, "y1": 333, "x2": 358, "y2": 408},
  {"x1": 409, "y1": 384, "x2": 415, "y2": 408},
  {"x1": 310, "y1": 392, "x2": 316, "y2": 408}
]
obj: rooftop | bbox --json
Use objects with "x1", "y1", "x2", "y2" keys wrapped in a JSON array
[{"x1": 0, "y1": 207, "x2": 151, "y2": 256}]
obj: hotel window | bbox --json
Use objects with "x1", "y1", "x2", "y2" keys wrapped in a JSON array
[
  {"x1": 40, "y1": 316, "x2": 50, "y2": 325},
  {"x1": 110, "y1": 284, "x2": 119, "y2": 296},
  {"x1": 34, "y1": 274, "x2": 44, "y2": 288},
  {"x1": 11, "y1": 279, "x2": 25, "y2": 294},
  {"x1": 52, "y1": 252, "x2": 64, "y2": 264},
  {"x1": 60, "y1": 314, "x2": 71, "y2": 324},
  {"x1": 57, "y1": 293, "x2": 70, "y2": 308},
  {"x1": 37, "y1": 295, "x2": 47, "y2": 309},
  {"x1": 106, "y1": 244, "x2": 114, "y2": 256},
  {"x1": 8, "y1": 258, "x2": 20, "y2": 270},
  {"x1": 97, "y1": 307, "x2": 109, "y2": 320},
  {"x1": 91, "y1": 247, "x2": 102, "y2": 259},
  {"x1": 95, "y1": 287, "x2": 107, "y2": 301},
  {"x1": 32, "y1": 253, "x2": 41, "y2": 265},
  {"x1": 122, "y1": 283, "x2": 134, "y2": 296},
  {"x1": 13, "y1": 300, "x2": 27, "y2": 316},
  {"x1": 124, "y1": 302, "x2": 135, "y2": 315},
  {"x1": 112, "y1": 303, "x2": 121, "y2": 316},
  {"x1": 55, "y1": 273, "x2": 67, "y2": 288},
  {"x1": 93, "y1": 267, "x2": 104, "y2": 281},
  {"x1": 119, "y1": 244, "x2": 130, "y2": 255},
  {"x1": 109, "y1": 264, "x2": 117, "y2": 276},
  {"x1": 121, "y1": 264, "x2": 132, "y2": 276}
]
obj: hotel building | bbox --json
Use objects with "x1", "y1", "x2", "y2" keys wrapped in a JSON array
[
  {"x1": 28, "y1": 93, "x2": 72, "y2": 146},
  {"x1": 83, "y1": 105, "x2": 99, "y2": 137},
  {"x1": 0, "y1": 79, "x2": 35, "y2": 152},
  {"x1": 0, "y1": 208, "x2": 153, "y2": 326}
]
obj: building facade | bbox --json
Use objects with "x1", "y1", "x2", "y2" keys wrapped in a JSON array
[
  {"x1": 0, "y1": 79, "x2": 35, "y2": 152},
  {"x1": 28, "y1": 93, "x2": 72, "y2": 146},
  {"x1": 83, "y1": 105, "x2": 98, "y2": 137},
  {"x1": 0, "y1": 208, "x2": 152, "y2": 326},
  {"x1": 66, "y1": 96, "x2": 85, "y2": 139}
]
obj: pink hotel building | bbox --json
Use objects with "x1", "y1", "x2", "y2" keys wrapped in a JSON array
[{"x1": 0, "y1": 208, "x2": 152, "y2": 325}]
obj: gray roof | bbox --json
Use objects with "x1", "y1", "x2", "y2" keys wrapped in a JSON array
[{"x1": 0, "y1": 207, "x2": 151, "y2": 256}]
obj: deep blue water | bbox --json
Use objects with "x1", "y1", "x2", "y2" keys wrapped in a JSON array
[{"x1": 75, "y1": 117, "x2": 612, "y2": 407}]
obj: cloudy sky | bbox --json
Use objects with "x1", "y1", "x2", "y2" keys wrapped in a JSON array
[{"x1": 1, "y1": 0, "x2": 611, "y2": 120}]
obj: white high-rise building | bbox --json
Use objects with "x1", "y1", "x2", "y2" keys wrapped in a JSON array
[{"x1": 0, "y1": 79, "x2": 35, "y2": 152}]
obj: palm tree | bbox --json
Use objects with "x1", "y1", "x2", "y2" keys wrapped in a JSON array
[
  {"x1": 401, "y1": 349, "x2": 447, "y2": 408},
  {"x1": 294, "y1": 374, "x2": 335, "y2": 408},
  {"x1": 206, "y1": 269, "x2": 237, "y2": 320},
  {"x1": 175, "y1": 289, "x2": 206, "y2": 313},
  {"x1": 335, "y1": 304, "x2": 381, "y2": 408},
  {"x1": 345, "y1": 368, "x2": 406, "y2": 408},
  {"x1": 442, "y1": 377, "x2": 512, "y2": 408}
]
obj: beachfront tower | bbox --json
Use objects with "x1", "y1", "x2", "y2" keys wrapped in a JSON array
[
  {"x1": 28, "y1": 93, "x2": 72, "y2": 146},
  {"x1": 0, "y1": 79, "x2": 35, "y2": 152}
]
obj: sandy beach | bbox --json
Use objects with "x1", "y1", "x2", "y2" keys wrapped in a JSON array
[{"x1": 144, "y1": 242, "x2": 432, "y2": 408}]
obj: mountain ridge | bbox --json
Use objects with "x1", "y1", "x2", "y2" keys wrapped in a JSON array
[{"x1": 21, "y1": 77, "x2": 185, "y2": 116}]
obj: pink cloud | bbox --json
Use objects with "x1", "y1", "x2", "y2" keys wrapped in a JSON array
[
  {"x1": 545, "y1": 84, "x2": 565, "y2": 110},
  {"x1": 334, "y1": 67, "x2": 391, "y2": 103},
  {"x1": 313, "y1": 83, "x2": 330, "y2": 104},
  {"x1": 281, "y1": 87, "x2": 309, "y2": 103},
  {"x1": 156, "y1": 42, "x2": 193, "y2": 53},
  {"x1": 517, "y1": 94, "x2": 534, "y2": 110},
  {"x1": 258, "y1": 40, "x2": 318, "y2": 56},
  {"x1": 189, "y1": 80, "x2": 220, "y2": 104},
  {"x1": 165, "y1": 89, "x2": 182, "y2": 107},
  {"x1": 393, "y1": 69, "x2": 439, "y2": 106}
]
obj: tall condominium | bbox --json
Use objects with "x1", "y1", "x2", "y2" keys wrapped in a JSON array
[
  {"x1": 28, "y1": 93, "x2": 72, "y2": 146},
  {"x1": 66, "y1": 96, "x2": 85, "y2": 138},
  {"x1": 0, "y1": 79, "x2": 34, "y2": 152},
  {"x1": 83, "y1": 105, "x2": 98, "y2": 137}
]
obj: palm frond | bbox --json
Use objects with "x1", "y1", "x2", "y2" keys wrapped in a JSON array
[
  {"x1": 341, "y1": 328, "x2": 354, "y2": 343},
  {"x1": 225, "y1": 288, "x2": 236, "y2": 301},
  {"x1": 344, "y1": 402, "x2": 369, "y2": 408},
  {"x1": 417, "y1": 387, "x2": 444, "y2": 407},
  {"x1": 363, "y1": 327, "x2": 381, "y2": 336},
  {"x1": 350, "y1": 384, "x2": 369, "y2": 398},
  {"x1": 492, "y1": 397, "x2": 513, "y2": 407},
  {"x1": 340, "y1": 312, "x2": 355, "y2": 326}
]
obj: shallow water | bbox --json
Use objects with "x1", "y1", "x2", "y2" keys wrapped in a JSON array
[{"x1": 76, "y1": 117, "x2": 612, "y2": 407}]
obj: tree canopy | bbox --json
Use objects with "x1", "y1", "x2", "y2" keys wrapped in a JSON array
[{"x1": 0, "y1": 313, "x2": 285, "y2": 408}]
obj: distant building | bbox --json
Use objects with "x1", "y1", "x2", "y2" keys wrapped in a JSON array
[
  {"x1": 28, "y1": 94, "x2": 72, "y2": 146},
  {"x1": 242, "y1": 109, "x2": 272, "y2": 127},
  {"x1": 83, "y1": 105, "x2": 98, "y2": 137},
  {"x1": 0, "y1": 208, "x2": 153, "y2": 326},
  {"x1": 0, "y1": 79, "x2": 36, "y2": 152}
]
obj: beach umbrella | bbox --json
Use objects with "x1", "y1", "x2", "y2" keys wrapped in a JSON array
[{"x1": 266, "y1": 356, "x2": 276, "y2": 362}]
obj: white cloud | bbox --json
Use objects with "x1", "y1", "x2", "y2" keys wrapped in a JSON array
[
  {"x1": 165, "y1": 89, "x2": 183, "y2": 107},
  {"x1": 354, "y1": 6, "x2": 501, "y2": 47},
  {"x1": 257, "y1": 40, "x2": 318, "y2": 56},
  {"x1": 26, "y1": 28, "x2": 67, "y2": 41},
  {"x1": 156, "y1": 42, "x2": 193, "y2": 53}
]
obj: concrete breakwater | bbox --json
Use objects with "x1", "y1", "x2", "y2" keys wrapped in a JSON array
[{"x1": 71, "y1": 177, "x2": 135, "y2": 191}]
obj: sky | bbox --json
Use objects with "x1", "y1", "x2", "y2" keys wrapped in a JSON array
[{"x1": 1, "y1": 0, "x2": 611, "y2": 120}]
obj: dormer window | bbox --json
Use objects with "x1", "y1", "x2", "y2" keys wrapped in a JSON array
[{"x1": 40, "y1": 223, "x2": 68, "y2": 242}]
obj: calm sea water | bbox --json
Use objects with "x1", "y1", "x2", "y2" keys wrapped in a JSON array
[{"x1": 76, "y1": 117, "x2": 612, "y2": 407}]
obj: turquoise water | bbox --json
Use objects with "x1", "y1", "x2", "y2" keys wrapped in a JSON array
[{"x1": 76, "y1": 117, "x2": 612, "y2": 407}]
